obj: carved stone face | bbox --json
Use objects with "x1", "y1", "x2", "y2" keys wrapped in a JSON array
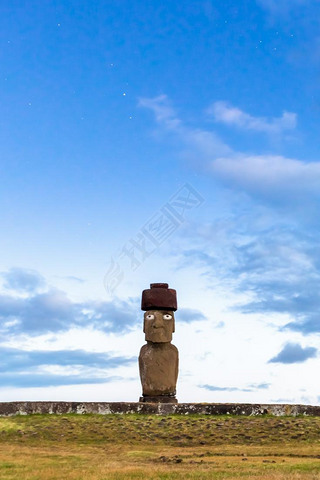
[{"x1": 144, "y1": 310, "x2": 175, "y2": 343}]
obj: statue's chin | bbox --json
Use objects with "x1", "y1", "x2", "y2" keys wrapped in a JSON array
[{"x1": 146, "y1": 333, "x2": 172, "y2": 343}]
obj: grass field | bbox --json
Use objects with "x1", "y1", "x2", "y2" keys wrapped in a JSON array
[{"x1": 1, "y1": 413, "x2": 320, "y2": 479}]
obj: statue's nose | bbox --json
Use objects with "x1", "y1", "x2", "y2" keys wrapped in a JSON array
[{"x1": 153, "y1": 315, "x2": 164, "y2": 328}]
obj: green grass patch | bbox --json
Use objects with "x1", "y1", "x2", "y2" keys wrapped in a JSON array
[
  {"x1": 1, "y1": 414, "x2": 320, "y2": 479},
  {"x1": 1, "y1": 413, "x2": 320, "y2": 447}
]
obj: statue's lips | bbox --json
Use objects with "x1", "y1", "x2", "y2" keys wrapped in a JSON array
[{"x1": 149, "y1": 329, "x2": 167, "y2": 338}]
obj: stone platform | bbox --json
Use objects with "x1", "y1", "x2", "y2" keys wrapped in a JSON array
[{"x1": 1, "y1": 402, "x2": 320, "y2": 417}]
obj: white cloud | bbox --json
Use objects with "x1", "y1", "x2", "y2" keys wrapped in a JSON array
[
  {"x1": 212, "y1": 154, "x2": 320, "y2": 195},
  {"x1": 209, "y1": 101, "x2": 297, "y2": 134},
  {"x1": 139, "y1": 94, "x2": 232, "y2": 157},
  {"x1": 138, "y1": 95, "x2": 181, "y2": 130},
  {"x1": 140, "y1": 95, "x2": 320, "y2": 199}
]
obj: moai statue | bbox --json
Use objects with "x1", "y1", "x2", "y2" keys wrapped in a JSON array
[{"x1": 139, "y1": 283, "x2": 179, "y2": 403}]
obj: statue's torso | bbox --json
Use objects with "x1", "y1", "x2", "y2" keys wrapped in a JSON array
[{"x1": 139, "y1": 342, "x2": 179, "y2": 396}]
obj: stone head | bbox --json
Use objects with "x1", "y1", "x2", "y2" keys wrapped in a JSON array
[
  {"x1": 143, "y1": 310, "x2": 175, "y2": 343},
  {"x1": 141, "y1": 283, "x2": 177, "y2": 343}
]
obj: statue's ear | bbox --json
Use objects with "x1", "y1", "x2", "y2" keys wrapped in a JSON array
[
  {"x1": 172, "y1": 312, "x2": 175, "y2": 333},
  {"x1": 143, "y1": 315, "x2": 146, "y2": 333}
]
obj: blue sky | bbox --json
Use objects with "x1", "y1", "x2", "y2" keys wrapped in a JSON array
[{"x1": 1, "y1": 0, "x2": 320, "y2": 403}]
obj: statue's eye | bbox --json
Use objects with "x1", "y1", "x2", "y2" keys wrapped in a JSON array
[
  {"x1": 163, "y1": 314, "x2": 172, "y2": 320},
  {"x1": 146, "y1": 314, "x2": 154, "y2": 320}
]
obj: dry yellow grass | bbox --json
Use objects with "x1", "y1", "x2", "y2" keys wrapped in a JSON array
[{"x1": 0, "y1": 414, "x2": 320, "y2": 479}]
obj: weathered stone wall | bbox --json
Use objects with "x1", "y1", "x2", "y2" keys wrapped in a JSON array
[{"x1": 1, "y1": 402, "x2": 320, "y2": 417}]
